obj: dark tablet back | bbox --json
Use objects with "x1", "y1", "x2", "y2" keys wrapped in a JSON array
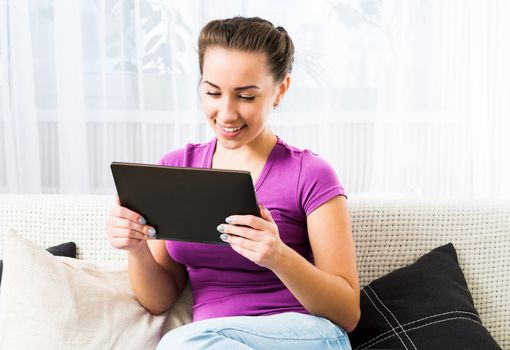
[{"x1": 111, "y1": 162, "x2": 260, "y2": 244}]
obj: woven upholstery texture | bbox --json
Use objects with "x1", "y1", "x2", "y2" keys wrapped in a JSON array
[
  {"x1": 0, "y1": 195, "x2": 508, "y2": 347},
  {"x1": 0, "y1": 195, "x2": 124, "y2": 262},
  {"x1": 348, "y1": 198, "x2": 510, "y2": 349}
]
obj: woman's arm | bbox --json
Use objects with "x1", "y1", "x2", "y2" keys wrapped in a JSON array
[
  {"x1": 271, "y1": 195, "x2": 360, "y2": 331},
  {"x1": 127, "y1": 240, "x2": 187, "y2": 315},
  {"x1": 219, "y1": 195, "x2": 360, "y2": 332},
  {"x1": 107, "y1": 196, "x2": 187, "y2": 315}
]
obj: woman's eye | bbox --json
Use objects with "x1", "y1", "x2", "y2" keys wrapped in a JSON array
[
  {"x1": 239, "y1": 95, "x2": 255, "y2": 101},
  {"x1": 205, "y1": 91, "x2": 221, "y2": 97}
]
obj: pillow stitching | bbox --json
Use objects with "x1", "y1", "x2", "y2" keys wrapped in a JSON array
[
  {"x1": 359, "y1": 316, "x2": 484, "y2": 350},
  {"x1": 367, "y1": 286, "x2": 417, "y2": 350},
  {"x1": 354, "y1": 310, "x2": 481, "y2": 350},
  {"x1": 361, "y1": 288, "x2": 410, "y2": 350}
]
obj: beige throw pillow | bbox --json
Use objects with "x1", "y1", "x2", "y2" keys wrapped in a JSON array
[{"x1": 0, "y1": 229, "x2": 192, "y2": 349}]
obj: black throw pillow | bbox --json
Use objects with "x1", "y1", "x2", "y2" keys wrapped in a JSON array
[
  {"x1": 348, "y1": 243, "x2": 501, "y2": 350},
  {"x1": 0, "y1": 241, "x2": 77, "y2": 285}
]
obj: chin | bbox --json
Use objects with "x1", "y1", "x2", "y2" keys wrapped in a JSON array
[{"x1": 216, "y1": 138, "x2": 245, "y2": 150}]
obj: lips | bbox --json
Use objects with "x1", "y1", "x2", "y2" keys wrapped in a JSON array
[
  {"x1": 220, "y1": 125, "x2": 245, "y2": 132},
  {"x1": 217, "y1": 123, "x2": 246, "y2": 138}
]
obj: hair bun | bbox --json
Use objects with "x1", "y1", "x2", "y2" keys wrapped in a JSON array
[{"x1": 198, "y1": 17, "x2": 294, "y2": 82}]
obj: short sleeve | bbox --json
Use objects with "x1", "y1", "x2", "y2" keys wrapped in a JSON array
[
  {"x1": 298, "y1": 151, "x2": 346, "y2": 216},
  {"x1": 157, "y1": 141, "x2": 214, "y2": 168},
  {"x1": 157, "y1": 148, "x2": 186, "y2": 167}
]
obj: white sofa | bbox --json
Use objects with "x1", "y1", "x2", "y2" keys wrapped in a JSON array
[{"x1": 0, "y1": 195, "x2": 508, "y2": 348}]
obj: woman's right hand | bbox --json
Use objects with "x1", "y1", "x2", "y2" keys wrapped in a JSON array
[{"x1": 106, "y1": 195, "x2": 157, "y2": 253}]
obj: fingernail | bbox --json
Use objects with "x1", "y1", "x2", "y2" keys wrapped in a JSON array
[
  {"x1": 217, "y1": 224, "x2": 225, "y2": 233},
  {"x1": 148, "y1": 228, "x2": 156, "y2": 237},
  {"x1": 225, "y1": 217, "x2": 233, "y2": 224},
  {"x1": 220, "y1": 233, "x2": 228, "y2": 242},
  {"x1": 139, "y1": 217, "x2": 147, "y2": 225}
]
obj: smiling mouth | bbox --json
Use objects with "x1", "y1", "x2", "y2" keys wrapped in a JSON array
[{"x1": 219, "y1": 125, "x2": 246, "y2": 133}]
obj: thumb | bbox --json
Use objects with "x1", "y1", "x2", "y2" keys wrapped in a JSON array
[
  {"x1": 115, "y1": 194, "x2": 121, "y2": 206},
  {"x1": 259, "y1": 204, "x2": 275, "y2": 224}
]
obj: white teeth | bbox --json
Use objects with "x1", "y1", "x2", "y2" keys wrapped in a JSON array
[{"x1": 221, "y1": 125, "x2": 243, "y2": 132}]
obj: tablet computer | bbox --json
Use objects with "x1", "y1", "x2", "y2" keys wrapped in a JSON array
[{"x1": 110, "y1": 162, "x2": 260, "y2": 244}]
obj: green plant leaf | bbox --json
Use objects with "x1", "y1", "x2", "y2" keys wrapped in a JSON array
[
  {"x1": 176, "y1": 34, "x2": 185, "y2": 52},
  {"x1": 156, "y1": 42, "x2": 172, "y2": 70},
  {"x1": 106, "y1": 45, "x2": 121, "y2": 57},
  {"x1": 143, "y1": 11, "x2": 162, "y2": 33},
  {"x1": 139, "y1": 0, "x2": 152, "y2": 18},
  {"x1": 175, "y1": 12, "x2": 193, "y2": 35},
  {"x1": 144, "y1": 34, "x2": 162, "y2": 52},
  {"x1": 124, "y1": 61, "x2": 137, "y2": 72},
  {"x1": 142, "y1": 53, "x2": 158, "y2": 65},
  {"x1": 143, "y1": 67, "x2": 160, "y2": 74}
]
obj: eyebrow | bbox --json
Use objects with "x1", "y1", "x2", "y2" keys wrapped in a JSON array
[{"x1": 203, "y1": 80, "x2": 260, "y2": 91}]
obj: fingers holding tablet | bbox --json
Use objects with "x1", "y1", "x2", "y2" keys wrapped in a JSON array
[
  {"x1": 106, "y1": 196, "x2": 157, "y2": 251},
  {"x1": 110, "y1": 163, "x2": 259, "y2": 244},
  {"x1": 114, "y1": 195, "x2": 148, "y2": 225}
]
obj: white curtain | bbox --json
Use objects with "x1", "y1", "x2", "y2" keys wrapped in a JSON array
[{"x1": 1, "y1": 0, "x2": 509, "y2": 197}]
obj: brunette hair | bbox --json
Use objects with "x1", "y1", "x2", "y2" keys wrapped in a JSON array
[{"x1": 198, "y1": 16, "x2": 295, "y2": 83}]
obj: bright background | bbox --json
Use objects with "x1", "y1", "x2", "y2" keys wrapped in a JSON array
[{"x1": 1, "y1": 0, "x2": 509, "y2": 197}]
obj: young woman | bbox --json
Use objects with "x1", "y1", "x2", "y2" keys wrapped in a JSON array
[{"x1": 107, "y1": 16, "x2": 360, "y2": 350}]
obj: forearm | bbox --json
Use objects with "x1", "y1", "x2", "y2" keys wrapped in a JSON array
[
  {"x1": 272, "y1": 246, "x2": 360, "y2": 332},
  {"x1": 127, "y1": 243, "x2": 181, "y2": 315}
]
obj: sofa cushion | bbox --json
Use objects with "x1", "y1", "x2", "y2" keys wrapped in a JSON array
[
  {"x1": 0, "y1": 241, "x2": 76, "y2": 285},
  {"x1": 348, "y1": 243, "x2": 501, "y2": 349},
  {"x1": 0, "y1": 230, "x2": 192, "y2": 349}
]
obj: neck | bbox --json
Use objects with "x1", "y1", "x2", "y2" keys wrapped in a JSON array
[{"x1": 216, "y1": 128, "x2": 277, "y2": 163}]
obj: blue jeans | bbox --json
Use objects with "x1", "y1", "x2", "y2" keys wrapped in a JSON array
[{"x1": 157, "y1": 312, "x2": 351, "y2": 350}]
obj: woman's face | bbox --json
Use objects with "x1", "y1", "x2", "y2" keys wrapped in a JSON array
[{"x1": 200, "y1": 47, "x2": 287, "y2": 150}]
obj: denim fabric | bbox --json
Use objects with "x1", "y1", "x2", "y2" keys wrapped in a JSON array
[{"x1": 157, "y1": 312, "x2": 351, "y2": 350}]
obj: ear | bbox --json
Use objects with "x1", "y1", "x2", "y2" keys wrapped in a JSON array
[{"x1": 273, "y1": 74, "x2": 291, "y2": 108}]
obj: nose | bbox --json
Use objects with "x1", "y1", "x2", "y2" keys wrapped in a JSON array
[{"x1": 217, "y1": 97, "x2": 238, "y2": 123}]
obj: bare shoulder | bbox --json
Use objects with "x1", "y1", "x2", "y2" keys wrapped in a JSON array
[{"x1": 307, "y1": 195, "x2": 350, "y2": 231}]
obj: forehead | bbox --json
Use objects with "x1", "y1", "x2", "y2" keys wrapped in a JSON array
[{"x1": 202, "y1": 47, "x2": 273, "y2": 87}]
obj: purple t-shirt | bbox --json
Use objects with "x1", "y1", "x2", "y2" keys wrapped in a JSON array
[{"x1": 158, "y1": 136, "x2": 346, "y2": 321}]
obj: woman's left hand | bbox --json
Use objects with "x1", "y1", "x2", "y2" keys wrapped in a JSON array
[{"x1": 217, "y1": 204, "x2": 287, "y2": 270}]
